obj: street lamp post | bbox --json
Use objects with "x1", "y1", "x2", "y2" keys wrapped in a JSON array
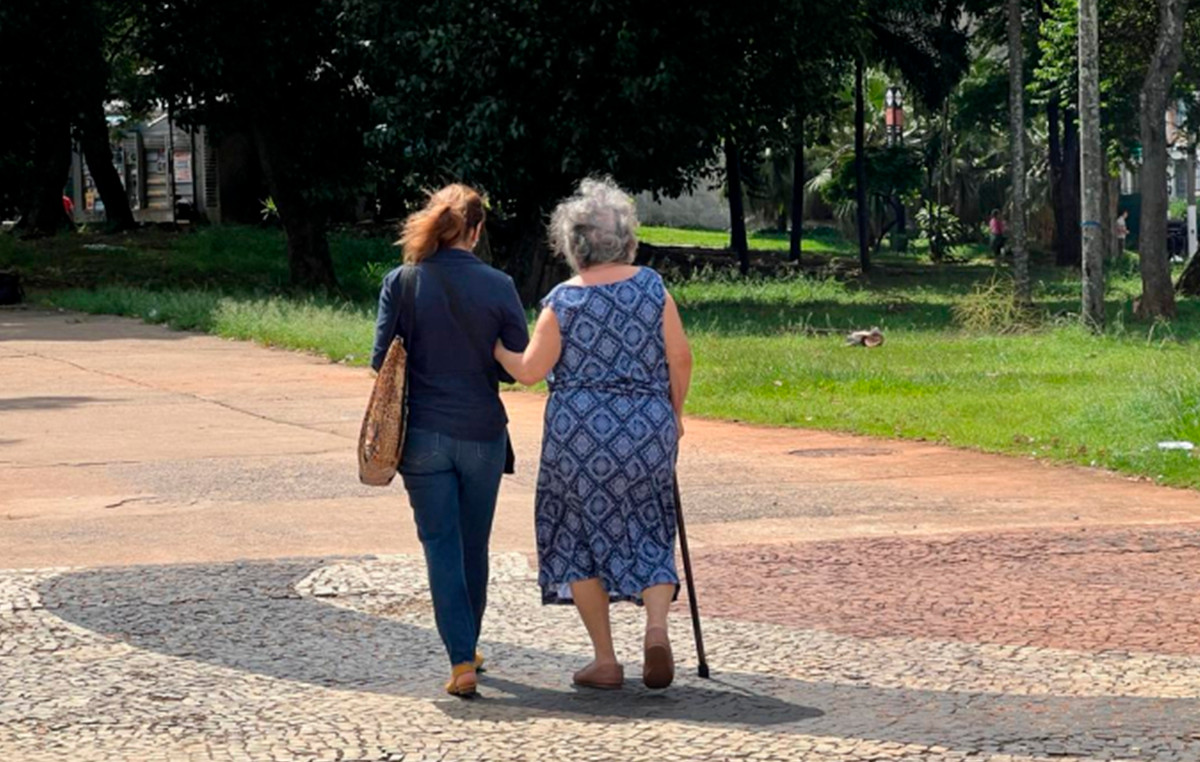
[
  {"x1": 885, "y1": 87, "x2": 905, "y2": 146},
  {"x1": 884, "y1": 86, "x2": 908, "y2": 252}
]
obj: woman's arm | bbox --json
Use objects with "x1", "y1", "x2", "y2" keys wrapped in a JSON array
[
  {"x1": 495, "y1": 277, "x2": 530, "y2": 384},
  {"x1": 495, "y1": 306, "x2": 562, "y2": 385},
  {"x1": 662, "y1": 292, "x2": 693, "y2": 436}
]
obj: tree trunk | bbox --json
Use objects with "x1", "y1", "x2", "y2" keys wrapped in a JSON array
[
  {"x1": 1079, "y1": 0, "x2": 1105, "y2": 329},
  {"x1": 1134, "y1": 0, "x2": 1188, "y2": 320},
  {"x1": 475, "y1": 222, "x2": 493, "y2": 265},
  {"x1": 374, "y1": 178, "x2": 405, "y2": 221},
  {"x1": 873, "y1": 208, "x2": 898, "y2": 251},
  {"x1": 1105, "y1": 173, "x2": 1122, "y2": 261},
  {"x1": 725, "y1": 136, "x2": 749, "y2": 275},
  {"x1": 790, "y1": 133, "x2": 804, "y2": 263},
  {"x1": 1056, "y1": 109, "x2": 1083, "y2": 267},
  {"x1": 1099, "y1": 167, "x2": 1111, "y2": 263},
  {"x1": 513, "y1": 206, "x2": 558, "y2": 305},
  {"x1": 517, "y1": 233, "x2": 550, "y2": 304},
  {"x1": 252, "y1": 121, "x2": 338, "y2": 292},
  {"x1": 892, "y1": 198, "x2": 907, "y2": 252},
  {"x1": 79, "y1": 103, "x2": 136, "y2": 230},
  {"x1": 1178, "y1": 248, "x2": 1200, "y2": 295},
  {"x1": 1187, "y1": 141, "x2": 1197, "y2": 259},
  {"x1": 281, "y1": 214, "x2": 333, "y2": 291},
  {"x1": 18, "y1": 127, "x2": 73, "y2": 237},
  {"x1": 1048, "y1": 99, "x2": 1065, "y2": 260},
  {"x1": 854, "y1": 56, "x2": 870, "y2": 272},
  {"x1": 1009, "y1": 0, "x2": 1031, "y2": 306}
]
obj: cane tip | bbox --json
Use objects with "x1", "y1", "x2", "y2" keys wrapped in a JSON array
[{"x1": 698, "y1": 664, "x2": 711, "y2": 679}]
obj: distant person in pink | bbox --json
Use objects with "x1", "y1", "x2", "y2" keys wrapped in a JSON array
[{"x1": 988, "y1": 209, "x2": 1006, "y2": 258}]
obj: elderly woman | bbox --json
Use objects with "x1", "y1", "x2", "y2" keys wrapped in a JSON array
[{"x1": 495, "y1": 177, "x2": 693, "y2": 690}]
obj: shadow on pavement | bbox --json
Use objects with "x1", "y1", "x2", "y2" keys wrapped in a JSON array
[
  {"x1": 0, "y1": 312, "x2": 193, "y2": 343},
  {"x1": 437, "y1": 674, "x2": 824, "y2": 726},
  {"x1": 38, "y1": 559, "x2": 818, "y2": 729},
  {"x1": 37, "y1": 558, "x2": 1200, "y2": 757},
  {"x1": 0, "y1": 395, "x2": 107, "y2": 411}
]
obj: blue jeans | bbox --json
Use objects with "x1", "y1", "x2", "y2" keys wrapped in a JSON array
[{"x1": 400, "y1": 427, "x2": 507, "y2": 666}]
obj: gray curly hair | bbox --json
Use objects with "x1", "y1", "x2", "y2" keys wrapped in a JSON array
[{"x1": 549, "y1": 177, "x2": 639, "y2": 272}]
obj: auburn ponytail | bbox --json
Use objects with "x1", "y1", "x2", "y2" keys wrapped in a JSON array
[{"x1": 398, "y1": 184, "x2": 487, "y2": 264}]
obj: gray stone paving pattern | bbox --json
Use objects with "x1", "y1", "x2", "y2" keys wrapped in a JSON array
[{"x1": 3, "y1": 554, "x2": 1200, "y2": 761}]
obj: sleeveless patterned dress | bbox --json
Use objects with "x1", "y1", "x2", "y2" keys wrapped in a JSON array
[{"x1": 536, "y1": 267, "x2": 680, "y2": 605}]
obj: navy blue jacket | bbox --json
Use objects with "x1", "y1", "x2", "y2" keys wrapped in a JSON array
[{"x1": 372, "y1": 248, "x2": 529, "y2": 442}]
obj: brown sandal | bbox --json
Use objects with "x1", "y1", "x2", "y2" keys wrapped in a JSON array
[
  {"x1": 572, "y1": 661, "x2": 625, "y2": 690},
  {"x1": 643, "y1": 627, "x2": 675, "y2": 689},
  {"x1": 445, "y1": 662, "x2": 478, "y2": 698}
]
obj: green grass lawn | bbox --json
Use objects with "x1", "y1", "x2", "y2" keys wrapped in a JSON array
[
  {"x1": 4, "y1": 224, "x2": 1198, "y2": 488},
  {"x1": 639, "y1": 223, "x2": 995, "y2": 266},
  {"x1": 0, "y1": 225, "x2": 396, "y2": 302},
  {"x1": 639, "y1": 225, "x2": 853, "y2": 254}
]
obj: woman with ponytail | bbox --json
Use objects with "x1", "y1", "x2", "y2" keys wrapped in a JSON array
[{"x1": 371, "y1": 184, "x2": 529, "y2": 697}]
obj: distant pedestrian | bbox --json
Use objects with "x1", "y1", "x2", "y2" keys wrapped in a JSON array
[
  {"x1": 495, "y1": 177, "x2": 694, "y2": 691},
  {"x1": 988, "y1": 209, "x2": 1006, "y2": 258},
  {"x1": 1115, "y1": 209, "x2": 1130, "y2": 253},
  {"x1": 61, "y1": 194, "x2": 75, "y2": 227},
  {"x1": 371, "y1": 183, "x2": 529, "y2": 698}
]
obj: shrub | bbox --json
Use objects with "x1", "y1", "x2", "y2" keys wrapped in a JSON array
[
  {"x1": 916, "y1": 203, "x2": 968, "y2": 262},
  {"x1": 953, "y1": 276, "x2": 1043, "y2": 333}
]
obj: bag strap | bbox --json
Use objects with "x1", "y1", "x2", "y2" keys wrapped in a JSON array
[{"x1": 396, "y1": 265, "x2": 418, "y2": 349}]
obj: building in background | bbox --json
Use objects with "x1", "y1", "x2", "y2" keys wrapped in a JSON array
[{"x1": 66, "y1": 112, "x2": 222, "y2": 225}]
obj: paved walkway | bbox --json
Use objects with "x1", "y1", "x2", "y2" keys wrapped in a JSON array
[{"x1": 3, "y1": 308, "x2": 1200, "y2": 761}]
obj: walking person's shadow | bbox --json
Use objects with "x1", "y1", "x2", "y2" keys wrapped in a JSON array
[
  {"x1": 437, "y1": 673, "x2": 823, "y2": 725},
  {"x1": 37, "y1": 558, "x2": 819, "y2": 729},
  {"x1": 37, "y1": 557, "x2": 1200, "y2": 759}
]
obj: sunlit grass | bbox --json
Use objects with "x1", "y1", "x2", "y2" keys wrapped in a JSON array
[
  {"x1": 639, "y1": 225, "x2": 852, "y2": 253},
  {"x1": 39, "y1": 287, "x2": 375, "y2": 365},
  {"x1": 687, "y1": 326, "x2": 1200, "y2": 488},
  {"x1": 8, "y1": 224, "x2": 1199, "y2": 489},
  {"x1": 0, "y1": 225, "x2": 397, "y2": 303}
]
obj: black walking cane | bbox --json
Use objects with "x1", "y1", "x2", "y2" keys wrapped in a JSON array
[{"x1": 673, "y1": 475, "x2": 711, "y2": 678}]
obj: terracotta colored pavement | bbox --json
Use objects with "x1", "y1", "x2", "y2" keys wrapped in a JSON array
[
  {"x1": 697, "y1": 524, "x2": 1200, "y2": 655},
  {"x1": 2, "y1": 307, "x2": 1199, "y2": 570}
]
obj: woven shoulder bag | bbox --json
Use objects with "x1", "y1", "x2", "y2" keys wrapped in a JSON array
[{"x1": 358, "y1": 267, "x2": 417, "y2": 486}]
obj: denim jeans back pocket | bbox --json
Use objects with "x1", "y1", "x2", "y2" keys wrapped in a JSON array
[
  {"x1": 471, "y1": 432, "x2": 508, "y2": 468},
  {"x1": 400, "y1": 428, "x2": 443, "y2": 473}
]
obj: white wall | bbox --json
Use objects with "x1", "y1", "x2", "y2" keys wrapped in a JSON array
[{"x1": 635, "y1": 186, "x2": 730, "y2": 230}]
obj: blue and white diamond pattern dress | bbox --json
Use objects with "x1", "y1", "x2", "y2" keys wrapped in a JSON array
[{"x1": 536, "y1": 267, "x2": 680, "y2": 605}]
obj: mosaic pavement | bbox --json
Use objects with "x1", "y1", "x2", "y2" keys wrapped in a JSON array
[{"x1": 5, "y1": 526, "x2": 1200, "y2": 761}]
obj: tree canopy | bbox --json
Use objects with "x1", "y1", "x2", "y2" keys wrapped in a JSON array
[
  {"x1": 1036, "y1": 0, "x2": 1200, "y2": 160},
  {"x1": 3, "y1": 0, "x2": 1198, "y2": 316},
  {"x1": 136, "y1": 0, "x2": 371, "y2": 289}
]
